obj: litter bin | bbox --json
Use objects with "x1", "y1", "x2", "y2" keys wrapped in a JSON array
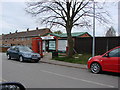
[{"x1": 52, "y1": 51, "x2": 58, "y2": 58}]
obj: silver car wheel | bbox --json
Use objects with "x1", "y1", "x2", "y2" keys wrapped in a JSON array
[
  {"x1": 90, "y1": 63, "x2": 101, "y2": 74},
  {"x1": 19, "y1": 56, "x2": 23, "y2": 62},
  {"x1": 7, "y1": 54, "x2": 11, "y2": 60}
]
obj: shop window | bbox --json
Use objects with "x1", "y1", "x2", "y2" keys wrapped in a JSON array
[{"x1": 49, "y1": 41, "x2": 56, "y2": 50}]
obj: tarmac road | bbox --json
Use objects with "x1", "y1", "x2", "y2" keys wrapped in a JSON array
[{"x1": 1, "y1": 53, "x2": 119, "y2": 88}]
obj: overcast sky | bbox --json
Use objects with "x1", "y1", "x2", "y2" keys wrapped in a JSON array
[{"x1": 0, "y1": 0, "x2": 119, "y2": 36}]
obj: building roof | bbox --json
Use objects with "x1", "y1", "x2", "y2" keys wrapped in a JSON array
[
  {"x1": 42, "y1": 32, "x2": 91, "y2": 37},
  {"x1": 2, "y1": 28, "x2": 52, "y2": 39},
  {"x1": 60, "y1": 32, "x2": 91, "y2": 37},
  {"x1": 43, "y1": 33, "x2": 61, "y2": 37}
]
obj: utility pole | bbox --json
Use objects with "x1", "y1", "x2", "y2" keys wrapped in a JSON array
[{"x1": 92, "y1": 0, "x2": 95, "y2": 57}]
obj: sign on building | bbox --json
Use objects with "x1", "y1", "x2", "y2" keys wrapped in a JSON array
[{"x1": 41, "y1": 35, "x2": 54, "y2": 40}]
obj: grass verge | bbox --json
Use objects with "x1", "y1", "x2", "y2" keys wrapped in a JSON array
[{"x1": 52, "y1": 54, "x2": 91, "y2": 65}]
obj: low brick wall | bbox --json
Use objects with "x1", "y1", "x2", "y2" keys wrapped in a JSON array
[{"x1": 0, "y1": 47, "x2": 10, "y2": 52}]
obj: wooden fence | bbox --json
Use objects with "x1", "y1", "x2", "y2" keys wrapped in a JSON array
[{"x1": 74, "y1": 37, "x2": 119, "y2": 55}]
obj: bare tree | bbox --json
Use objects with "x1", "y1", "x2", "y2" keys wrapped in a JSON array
[
  {"x1": 106, "y1": 26, "x2": 116, "y2": 37},
  {"x1": 26, "y1": 0, "x2": 110, "y2": 57}
]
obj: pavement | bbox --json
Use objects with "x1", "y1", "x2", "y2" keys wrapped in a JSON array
[{"x1": 41, "y1": 52, "x2": 87, "y2": 69}]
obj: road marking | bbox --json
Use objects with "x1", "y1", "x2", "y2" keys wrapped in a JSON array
[
  {"x1": 0, "y1": 79, "x2": 7, "y2": 82},
  {"x1": 40, "y1": 70, "x2": 115, "y2": 88}
]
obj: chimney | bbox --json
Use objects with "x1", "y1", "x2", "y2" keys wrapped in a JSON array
[
  {"x1": 36, "y1": 27, "x2": 38, "y2": 30},
  {"x1": 27, "y1": 28, "x2": 29, "y2": 31},
  {"x1": 15, "y1": 30, "x2": 18, "y2": 33}
]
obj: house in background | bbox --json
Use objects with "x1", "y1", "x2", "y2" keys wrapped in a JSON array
[{"x1": 1, "y1": 28, "x2": 52, "y2": 48}]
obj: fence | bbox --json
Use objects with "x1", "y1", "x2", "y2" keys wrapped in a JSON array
[{"x1": 74, "y1": 37, "x2": 119, "y2": 55}]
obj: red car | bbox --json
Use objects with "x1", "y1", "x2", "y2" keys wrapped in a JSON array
[{"x1": 87, "y1": 46, "x2": 120, "y2": 74}]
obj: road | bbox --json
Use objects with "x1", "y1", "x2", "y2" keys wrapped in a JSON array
[{"x1": 1, "y1": 53, "x2": 119, "y2": 88}]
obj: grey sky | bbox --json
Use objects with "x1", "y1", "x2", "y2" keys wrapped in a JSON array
[{"x1": 0, "y1": 1, "x2": 119, "y2": 36}]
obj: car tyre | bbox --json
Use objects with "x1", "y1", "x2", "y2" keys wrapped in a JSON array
[
  {"x1": 19, "y1": 56, "x2": 24, "y2": 62},
  {"x1": 90, "y1": 62, "x2": 101, "y2": 74},
  {"x1": 7, "y1": 54, "x2": 11, "y2": 60},
  {"x1": 34, "y1": 60, "x2": 39, "y2": 63}
]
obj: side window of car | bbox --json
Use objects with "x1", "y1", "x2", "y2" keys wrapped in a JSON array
[
  {"x1": 14, "y1": 47, "x2": 19, "y2": 52},
  {"x1": 10, "y1": 46, "x2": 16, "y2": 50},
  {"x1": 109, "y1": 48, "x2": 120, "y2": 57}
]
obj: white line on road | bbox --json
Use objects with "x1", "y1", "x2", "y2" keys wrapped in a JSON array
[
  {"x1": 0, "y1": 79, "x2": 7, "y2": 82},
  {"x1": 40, "y1": 70, "x2": 115, "y2": 88}
]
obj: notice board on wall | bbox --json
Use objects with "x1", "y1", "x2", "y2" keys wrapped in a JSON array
[{"x1": 49, "y1": 41, "x2": 56, "y2": 50}]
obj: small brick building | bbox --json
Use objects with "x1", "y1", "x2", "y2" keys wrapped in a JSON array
[{"x1": 41, "y1": 32, "x2": 91, "y2": 52}]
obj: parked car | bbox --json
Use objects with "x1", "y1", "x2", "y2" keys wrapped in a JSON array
[
  {"x1": 0, "y1": 82, "x2": 26, "y2": 90},
  {"x1": 6, "y1": 46, "x2": 41, "y2": 63},
  {"x1": 87, "y1": 46, "x2": 120, "y2": 74}
]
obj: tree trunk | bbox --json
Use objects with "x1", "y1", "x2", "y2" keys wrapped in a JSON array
[{"x1": 66, "y1": 29, "x2": 74, "y2": 58}]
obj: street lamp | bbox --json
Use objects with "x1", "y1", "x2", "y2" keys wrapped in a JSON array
[{"x1": 92, "y1": 0, "x2": 95, "y2": 57}]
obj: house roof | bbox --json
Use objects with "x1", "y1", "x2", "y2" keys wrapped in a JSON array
[
  {"x1": 42, "y1": 32, "x2": 91, "y2": 37},
  {"x1": 2, "y1": 28, "x2": 52, "y2": 39}
]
